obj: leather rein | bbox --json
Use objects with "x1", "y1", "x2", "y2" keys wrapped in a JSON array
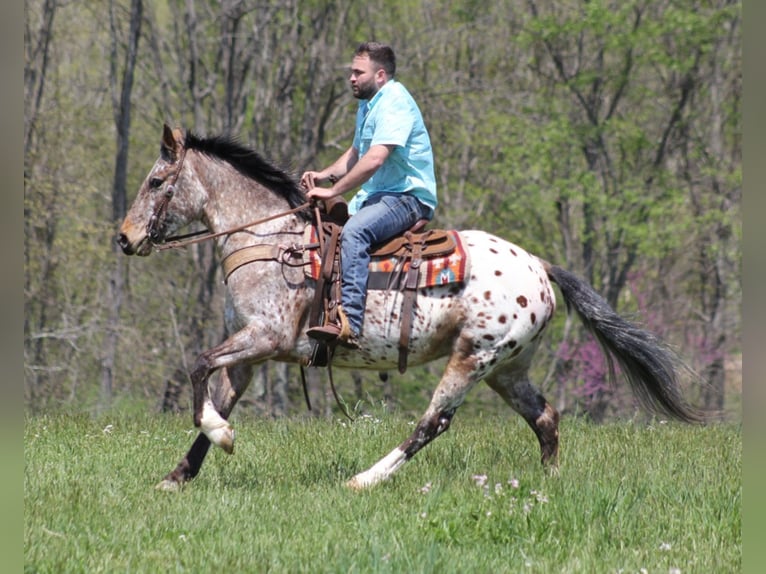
[{"x1": 152, "y1": 203, "x2": 313, "y2": 252}]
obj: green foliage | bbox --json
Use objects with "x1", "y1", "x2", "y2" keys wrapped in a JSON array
[
  {"x1": 24, "y1": 0, "x2": 741, "y2": 416},
  {"x1": 25, "y1": 412, "x2": 741, "y2": 572}
]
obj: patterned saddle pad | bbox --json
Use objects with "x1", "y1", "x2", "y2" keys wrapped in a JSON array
[{"x1": 303, "y1": 227, "x2": 470, "y2": 290}]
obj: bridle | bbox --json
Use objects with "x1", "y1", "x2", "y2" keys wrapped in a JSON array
[{"x1": 147, "y1": 146, "x2": 187, "y2": 244}]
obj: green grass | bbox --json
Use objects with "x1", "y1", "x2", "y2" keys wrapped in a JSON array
[{"x1": 25, "y1": 410, "x2": 740, "y2": 573}]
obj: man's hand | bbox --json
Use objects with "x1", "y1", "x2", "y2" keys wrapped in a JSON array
[{"x1": 300, "y1": 171, "x2": 323, "y2": 191}]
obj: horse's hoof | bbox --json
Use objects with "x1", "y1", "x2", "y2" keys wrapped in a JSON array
[
  {"x1": 155, "y1": 479, "x2": 182, "y2": 492},
  {"x1": 207, "y1": 424, "x2": 235, "y2": 454},
  {"x1": 345, "y1": 475, "x2": 372, "y2": 491}
]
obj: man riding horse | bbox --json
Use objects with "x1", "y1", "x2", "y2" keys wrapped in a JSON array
[{"x1": 301, "y1": 41, "x2": 437, "y2": 348}]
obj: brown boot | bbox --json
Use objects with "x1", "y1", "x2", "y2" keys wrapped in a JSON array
[
  {"x1": 306, "y1": 322, "x2": 342, "y2": 342},
  {"x1": 306, "y1": 306, "x2": 359, "y2": 348}
]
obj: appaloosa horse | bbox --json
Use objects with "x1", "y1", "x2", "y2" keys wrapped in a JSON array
[{"x1": 118, "y1": 124, "x2": 704, "y2": 491}]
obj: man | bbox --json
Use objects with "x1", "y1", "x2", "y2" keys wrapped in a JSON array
[{"x1": 301, "y1": 41, "x2": 437, "y2": 347}]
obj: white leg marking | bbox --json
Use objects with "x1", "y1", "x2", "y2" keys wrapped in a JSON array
[
  {"x1": 346, "y1": 447, "x2": 407, "y2": 490},
  {"x1": 200, "y1": 401, "x2": 235, "y2": 454}
]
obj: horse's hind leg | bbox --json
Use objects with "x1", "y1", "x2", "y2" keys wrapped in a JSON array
[
  {"x1": 156, "y1": 362, "x2": 253, "y2": 491},
  {"x1": 485, "y1": 369, "x2": 560, "y2": 469},
  {"x1": 347, "y1": 407, "x2": 456, "y2": 490},
  {"x1": 347, "y1": 345, "x2": 480, "y2": 490}
]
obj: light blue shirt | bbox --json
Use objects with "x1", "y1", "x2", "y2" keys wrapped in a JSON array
[{"x1": 347, "y1": 80, "x2": 437, "y2": 215}]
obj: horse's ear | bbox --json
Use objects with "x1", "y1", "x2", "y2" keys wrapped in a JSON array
[{"x1": 161, "y1": 123, "x2": 182, "y2": 162}]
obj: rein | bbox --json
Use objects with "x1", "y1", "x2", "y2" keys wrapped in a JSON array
[
  {"x1": 152, "y1": 202, "x2": 312, "y2": 251},
  {"x1": 148, "y1": 191, "x2": 354, "y2": 419}
]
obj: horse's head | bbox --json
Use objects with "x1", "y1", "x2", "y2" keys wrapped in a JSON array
[
  {"x1": 118, "y1": 123, "x2": 312, "y2": 256},
  {"x1": 117, "y1": 124, "x2": 197, "y2": 255}
]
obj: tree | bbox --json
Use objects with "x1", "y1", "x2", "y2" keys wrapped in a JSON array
[
  {"x1": 512, "y1": 0, "x2": 740, "y2": 416},
  {"x1": 23, "y1": 0, "x2": 741, "y2": 420},
  {"x1": 100, "y1": 0, "x2": 143, "y2": 410},
  {"x1": 24, "y1": 0, "x2": 58, "y2": 405}
]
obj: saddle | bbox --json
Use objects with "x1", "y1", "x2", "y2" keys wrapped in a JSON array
[{"x1": 306, "y1": 200, "x2": 465, "y2": 373}]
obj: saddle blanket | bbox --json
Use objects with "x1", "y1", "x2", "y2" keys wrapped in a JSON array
[{"x1": 304, "y1": 228, "x2": 470, "y2": 290}]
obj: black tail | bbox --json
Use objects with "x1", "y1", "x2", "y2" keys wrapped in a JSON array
[{"x1": 547, "y1": 264, "x2": 706, "y2": 423}]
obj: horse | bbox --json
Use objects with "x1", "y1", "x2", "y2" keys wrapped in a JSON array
[{"x1": 117, "y1": 124, "x2": 705, "y2": 491}]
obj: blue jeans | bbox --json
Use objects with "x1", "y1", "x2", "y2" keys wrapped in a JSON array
[{"x1": 340, "y1": 193, "x2": 432, "y2": 336}]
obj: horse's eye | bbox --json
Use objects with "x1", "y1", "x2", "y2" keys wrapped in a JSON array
[{"x1": 149, "y1": 177, "x2": 163, "y2": 189}]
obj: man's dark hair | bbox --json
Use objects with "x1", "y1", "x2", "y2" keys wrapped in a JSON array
[{"x1": 355, "y1": 42, "x2": 396, "y2": 77}]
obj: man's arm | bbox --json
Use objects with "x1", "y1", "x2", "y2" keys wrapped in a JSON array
[
  {"x1": 300, "y1": 146, "x2": 359, "y2": 190},
  {"x1": 306, "y1": 144, "x2": 393, "y2": 200}
]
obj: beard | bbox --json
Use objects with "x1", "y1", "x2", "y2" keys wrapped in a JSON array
[{"x1": 352, "y1": 80, "x2": 378, "y2": 101}]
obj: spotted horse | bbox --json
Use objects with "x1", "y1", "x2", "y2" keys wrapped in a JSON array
[{"x1": 117, "y1": 125, "x2": 706, "y2": 491}]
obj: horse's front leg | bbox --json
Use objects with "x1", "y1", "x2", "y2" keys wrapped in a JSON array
[
  {"x1": 156, "y1": 363, "x2": 254, "y2": 491},
  {"x1": 190, "y1": 327, "x2": 276, "y2": 453},
  {"x1": 190, "y1": 358, "x2": 235, "y2": 454}
]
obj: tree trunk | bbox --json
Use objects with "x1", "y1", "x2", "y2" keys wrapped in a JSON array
[
  {"x1": 24, "y1": 0, "x2": 56, "y2": 158},
  {"x1": 101, "y1": 0, "x2": 142, "y2": 411}
]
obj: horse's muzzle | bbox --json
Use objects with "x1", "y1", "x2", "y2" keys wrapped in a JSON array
[{"x1": 116, "y1": 232, "x2": 146, "y2": 255}]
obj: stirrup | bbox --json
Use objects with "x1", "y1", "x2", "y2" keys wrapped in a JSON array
[{"x1": 306, "y1": 306, "x2": 357, "y2": 346}]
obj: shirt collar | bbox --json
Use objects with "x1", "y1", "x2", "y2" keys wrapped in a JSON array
[{"x1": 362, "y1": 79, "x2": 396, "y2": 113}]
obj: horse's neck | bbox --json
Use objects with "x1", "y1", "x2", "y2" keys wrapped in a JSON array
[{"x1": 194, "y1": 160, "x2": 305, "y2": 252}]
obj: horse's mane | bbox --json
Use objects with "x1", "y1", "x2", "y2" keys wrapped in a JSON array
[{"x1": 185, "y1": 131, "x2": 311, "y2": 221}]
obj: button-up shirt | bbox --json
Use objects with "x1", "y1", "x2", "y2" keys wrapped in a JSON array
[{"x1": 348, "y1": 80, "x2": 437, "y2": 215}]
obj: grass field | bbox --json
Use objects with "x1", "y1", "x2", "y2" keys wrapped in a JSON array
[{"x1": 24, "y1": 410, "x2": 740, "y2": 573}]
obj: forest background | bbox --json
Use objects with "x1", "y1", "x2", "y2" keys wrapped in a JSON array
[{"x1": 24, "y1": 0, "x2": 741, "y2": 423}]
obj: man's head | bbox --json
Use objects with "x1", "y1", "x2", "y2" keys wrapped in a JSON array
[{"x1": 349, "y1": 42, "x2": 396, "y2": 100}]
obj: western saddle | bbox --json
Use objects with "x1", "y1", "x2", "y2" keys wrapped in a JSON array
[{"x1": 308, "y1": 197, "x2": 457, "y2": 374}]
